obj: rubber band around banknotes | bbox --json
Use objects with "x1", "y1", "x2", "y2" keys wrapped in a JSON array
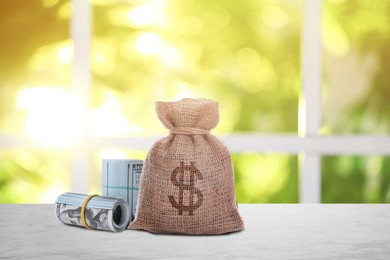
[{"x1": 81, "y1": 194, "x2": 98, "y2": 230}]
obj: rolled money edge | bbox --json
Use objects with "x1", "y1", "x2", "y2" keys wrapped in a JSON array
[{"x1": 108, "y1": 198, "x2": 130, "y2": 232}]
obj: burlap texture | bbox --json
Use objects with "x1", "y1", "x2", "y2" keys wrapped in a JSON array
[{"x1": 128, "y1": 98, "x2": 244, "y2": 234}]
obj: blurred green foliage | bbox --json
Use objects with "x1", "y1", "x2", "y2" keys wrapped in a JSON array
[
  {"x1": 321, "y1": 0, "x2": 390, "y2": 203},
  {"x1": 233, "y1": 153, "x2": 298, "y2": 203},
  {"x1": 0, "y1": 148, "x2": 71, "y2": 203},
  {"x1": 0, "y1": 0, "x2": 69, "y2": 133},
  {"x1": 322, "y1": 0, "x2": 390, "y2": 134},
  {"x1": 91, "y1": 0, "x2": 301, "y2": 134},
  {"x1": 322, "y1": 156, "x2": 390, "y2": 203},
  {"x1": 0, "y1": 0, "x2": 389, "y2": 203}
]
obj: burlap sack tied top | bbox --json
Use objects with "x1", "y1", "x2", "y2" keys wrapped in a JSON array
[{"x1": 128, "y1": 98, "x2": 244, "y2": 234}]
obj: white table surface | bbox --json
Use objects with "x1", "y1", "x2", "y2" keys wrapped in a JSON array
[{"x1": 1, "y1": 204, "x2": 389, "y2": 259}]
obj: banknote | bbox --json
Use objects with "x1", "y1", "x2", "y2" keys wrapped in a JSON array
[
  {"x1": 102, "y1": 159, "x2": 143, "y2": 220},
  {"x1": 55, "y1": 192, "x2": 130, "y2": 232}
]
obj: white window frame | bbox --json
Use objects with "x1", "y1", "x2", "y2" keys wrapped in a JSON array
[{"x1": 1, "y1": 0, "x2": 389, "y2": 203}]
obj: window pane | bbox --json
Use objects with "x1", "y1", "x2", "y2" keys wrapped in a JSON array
[
  {"x1": 233, "y1": 153, "x2": 298, "y2": 203},
  {"x1": 91, "y1": 0, "x2": 302, "y2": 136},
  {"x1": 322, "y1": 0, "x2": 390, "y2": 134},
  {"x1": 0, "y1": 0, "x2": 71, "y2": 136},
  {"x1": 322, "y1": 156, "x2": 390, "y2": 203},
  {"x1": 0, "y1": 148, "x2": 71, "y2": 203}
]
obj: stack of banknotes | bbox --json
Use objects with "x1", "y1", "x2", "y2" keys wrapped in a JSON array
[{"x1": 102, "y1": 159, "x2": 143, "y2": 221}]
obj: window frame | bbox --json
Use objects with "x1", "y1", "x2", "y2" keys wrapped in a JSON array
[{"x1": 1, "y1": 0, "x2": 389, "y2": 203}]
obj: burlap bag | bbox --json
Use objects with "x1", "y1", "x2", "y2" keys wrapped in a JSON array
[{"x1": 128, "y1": 98, "x2": 244, "y2": 234}]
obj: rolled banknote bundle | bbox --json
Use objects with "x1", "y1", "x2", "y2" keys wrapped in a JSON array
[{"x1": 55, "y1": 192, "x2": 130, "y2": 232}]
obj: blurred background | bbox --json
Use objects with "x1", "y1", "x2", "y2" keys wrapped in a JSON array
[{"x1": 0, "y1": 0, "x2": 389, "y2": 203}]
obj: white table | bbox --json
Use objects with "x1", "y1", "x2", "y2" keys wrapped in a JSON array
[{"x1": 1, "y1": 204, "x2": 389, "y2": 259}]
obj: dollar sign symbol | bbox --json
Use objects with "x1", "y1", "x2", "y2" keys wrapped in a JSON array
[{"x1": 169, "y1": 162, "x2": 203, "y2": 216}]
